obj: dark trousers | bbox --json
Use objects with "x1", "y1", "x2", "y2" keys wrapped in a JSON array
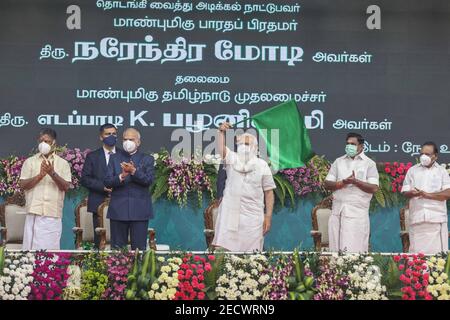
[
  {"x1": 110, "y1": 219, "x2": 148, "y2": 250},
  {"x1": 92, "y1": 212, "x2": 100, "y2": 249}
]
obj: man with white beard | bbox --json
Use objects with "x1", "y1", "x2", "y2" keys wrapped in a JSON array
[{"x1": 212, "y1": 122, "x2": 276, "y2": 252}]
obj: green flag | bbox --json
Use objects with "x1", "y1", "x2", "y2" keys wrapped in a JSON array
[{"x1": 251, "y1": 100, "x2": 313, "y2": 170}]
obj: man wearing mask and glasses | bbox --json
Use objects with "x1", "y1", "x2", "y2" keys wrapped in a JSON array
[
  {"x1": 81, "y1": 123, "x2": 119, "y2": 248},
  {"x1": 104, "y1": 128, "x2": 154, "y2": 250},
  {"x1": 401, "y1": 142, "x2": 450, "y2": 254},
  {"x1": 19, "y1": 128, "x2": 72, "y2": 250},
  {"x1": 324, "y1": 132, "x2": 379, "y2": 253},
  {"x1": 212, "y1": 122, "x2": 276, "y2": 252}
]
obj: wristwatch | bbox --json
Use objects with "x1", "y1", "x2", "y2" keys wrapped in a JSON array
[{"x1": 51, "y1": 172, "x2": 57, "y2": 177}]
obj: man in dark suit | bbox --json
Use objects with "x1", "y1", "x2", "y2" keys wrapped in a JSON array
[
  {"x1": 80, "y1": 123, "x2": 119, "y2": 248},
  {"x1": 104, "y1": 127, "x2": 154, "y2": 250}
]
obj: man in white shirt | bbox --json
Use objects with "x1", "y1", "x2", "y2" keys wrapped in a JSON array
[
  {"x1": 212, "y1": 122, "x2": 276, "y2": 252},
  {"x1": 19, "y1": 128, "x2": 72, "y2": 250},
  {"x1": 324, "y1": 133, "x2": 379, "y2": 253},
  {"x1": 401, "y1": 141, "x2": 450, "y2": 254}
]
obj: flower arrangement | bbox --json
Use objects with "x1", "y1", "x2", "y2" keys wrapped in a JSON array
[
  {"x1": 173, "y1": 253, "x2": 214, "y2": 300},
  {"x1": 393, "y1": 253, "x2": 432, "y2": 300},
  {"x1": 334, "y1": 254, "x2": 387, "y2": 300},
  {"x1": 0, "y1": 155, "x2": 27, "y2": 197},
  {"x1": 148, "y1": 256, "x2": 182, "y2": 300},
  {"x1": 215, "y1": 254, "x2": 270, "y2": 300},
  {"x1": 263, "y1": 256, "x2": 293, "y2": 300},
  {"x1": 63, "y1": 265, "x2": 82, "y2": 300},
  {"x1": 313, "y1": 256, "x2": 349, "y2": 300},
  {"x1": 150, "y1": 149, "x2": 216, "y2": 207},
  {"x1": 279, "y1": 155, "x2": 330, "y2": 197},
  {"x1": 102, "y1": 251, "x2": 134, "y2": 300},
  {"x1": 80, "y1": 252, "x2": 108, "y2": 300},
  {"x1": 57, "y1": 147, "x2": 90, "y2": 190},
  {"x1": 383, "y1": 162, "x2": 413, "y2": 193},
  {"x1": 426, "y1": 255, "x2": 450, "y2": 300},
  {"x1": 29, "y1": 251, "x2": 71, "y2": 300},
  {"x1": 0, "y1": 252, "x2": 35, "y2": 300}
]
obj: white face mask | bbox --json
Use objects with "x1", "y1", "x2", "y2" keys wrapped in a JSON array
[
  {"x1": 38, "y1": 142, "x2": 52, "y2": 155},
  {"x1": 123, "y1": 140, "x2": 137, "y2": 153},
  {"x1": 420, "y1": 154, "x2": 432, "y2": 167}
]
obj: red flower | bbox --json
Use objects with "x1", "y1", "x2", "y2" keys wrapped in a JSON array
[
  {"x1": 197, "y1": 292, "x2": 205, "y2": 300},
  {"x1": 208, "y1": 255, "x2": 215, "y2": 261},
  {"x1": 393, "y1": 255, "x2": 401, "y2": 262},
  {"x1": 398, "y1": 264, "x2": 405, "y2": 271}
]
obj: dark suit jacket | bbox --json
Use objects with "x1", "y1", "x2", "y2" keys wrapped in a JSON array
[
  {"x1": 81, "y1": 147, "x2": 121, "y2": 213},
  {"x1": 104, "y1": 149, "x2": 154, "y2": 221}
]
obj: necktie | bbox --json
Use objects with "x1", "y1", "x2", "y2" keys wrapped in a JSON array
[{"x1": 106, "y1": 151, "x2": 113, "y2": 165}]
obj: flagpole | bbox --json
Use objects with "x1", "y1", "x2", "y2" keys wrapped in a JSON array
[{"x1": 231, "y1": 117, "x2": 252, "y2": 127}]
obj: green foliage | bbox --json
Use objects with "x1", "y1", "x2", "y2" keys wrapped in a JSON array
[
  {"x1": 309, "y1": 155, "x2": 332, "y2": 195},
  {"x1": 125, "y1": 249, "x2": 159, "y2": 300},
  {"x1": 370, "y1": 172, "x2": 406, "y2": 212},
  {"x1": 287, "y1": 249, "x2": 316, "y2": 300},
  {"x1": 273, "y1": 174, "x2": 295, "y2": 208},
  {"x1": 0, "y1": 246, "x2": 4, "y2": 276},
  {"x1": 372, "y1": 254, "x2": 402, "y2": 299},
  {"x1": 150, "y1": 149, "x2": 171, "y2": 203}
]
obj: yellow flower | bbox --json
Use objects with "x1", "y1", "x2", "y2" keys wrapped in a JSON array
[
  {"x1": 437, "y1": 258, "x2": 446, "y2": 266},
  {"x1": 151, "y1": 283, "x2": 160, "y2": 290},
  {"x1": 430, "y1": 257, "x2": 437, "y2": 263},
  {"x1": 436, "y1": 277, "x2": 444, "y2": 284}
]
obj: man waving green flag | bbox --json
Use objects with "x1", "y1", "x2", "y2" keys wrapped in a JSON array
[{"x1": 250, "y1": 100, "x2": 313, "y2": 170}]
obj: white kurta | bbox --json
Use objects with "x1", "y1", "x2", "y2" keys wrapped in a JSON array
[
  {"x1": 402, "y1": 162, "x2": 450, "y2": 254},
  {"x1": 212, "y1": 149, "x2": 276, "y2": 252},
  {"x1": 325, "y1": 153, "x2": 379, "y2": 253}
]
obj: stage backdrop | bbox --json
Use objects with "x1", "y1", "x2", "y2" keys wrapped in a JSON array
[{"x1": 0, "y1": 0, "x2": 449, "y2": 162}]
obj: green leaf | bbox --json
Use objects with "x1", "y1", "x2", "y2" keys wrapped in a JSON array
[
  {"x1": 374, "y1": 189, "x2": 386, "y2": 208},
  {"x1": 273, "y1": 174, "x2": 286, "y2": 207}
]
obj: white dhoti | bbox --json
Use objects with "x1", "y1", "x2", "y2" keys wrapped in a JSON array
[
  {"x1": 22, "y1": 213, "x2": 62, "y2": 250},
  {"x1": 328, "y1": 203, "x2": 370, "y2": 253},
  {"x1": 212, "y1": 199, "x2": 265, "y2": 252},
  {"x1": 409, "y1": 222, "x2": 448, "y2": 254}
]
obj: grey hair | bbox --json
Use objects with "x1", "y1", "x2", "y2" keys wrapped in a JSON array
[
  {"x1": 237, "y1": 133, "x2": 258, "y2": 146},
  {"x1": 123, "y1": 127, "x2": 141, "y2": 140}
]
